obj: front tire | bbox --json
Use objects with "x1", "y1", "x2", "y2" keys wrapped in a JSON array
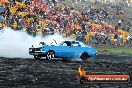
[{"x1": 46, "y1": 51, "x2": 55, "y2": 60}]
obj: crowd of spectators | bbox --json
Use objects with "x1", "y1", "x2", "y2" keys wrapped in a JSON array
[{"x1": 0, "y1": 0, "x2": 132, "y2": 46}]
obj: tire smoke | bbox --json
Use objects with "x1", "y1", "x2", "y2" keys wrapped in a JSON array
[{"x1": 0, "y1": 28, "x2": 65, "y2": 58}]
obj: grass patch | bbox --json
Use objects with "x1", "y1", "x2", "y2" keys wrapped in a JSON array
[{"x1": 96, "y1": 47, "x2": 132, "y2": 55}]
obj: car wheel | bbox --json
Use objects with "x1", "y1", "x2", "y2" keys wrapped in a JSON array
[
  {"x1": 34, "y1": 55, "x2": 41, "y2": 60},
  {"x1": 46, "y1": 51, "x2": 55, "y2": 60},
  {"x1": 80, "y1": 52, "x2": 89, "y2": 61}
]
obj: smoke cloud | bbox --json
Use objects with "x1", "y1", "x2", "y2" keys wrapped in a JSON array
[{"x1": 0, "y1": 28, "x2": 65, "y2": 58}]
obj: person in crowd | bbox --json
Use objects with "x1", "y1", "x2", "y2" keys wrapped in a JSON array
[{"x1": 0, "y1": 0, "x2": 131, "y2": 46}]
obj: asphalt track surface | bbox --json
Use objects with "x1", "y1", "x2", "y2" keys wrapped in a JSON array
[{"x1": 0, "y1": 53, "x2": 132, "y2": 88}]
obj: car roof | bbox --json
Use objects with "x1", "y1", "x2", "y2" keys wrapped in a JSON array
[
  {"x1": 64, "y1": 40, "x2": 78, "y2": 43},
  {"x1": 64, "y1": 40, "x2": 74, "y2": 42}
]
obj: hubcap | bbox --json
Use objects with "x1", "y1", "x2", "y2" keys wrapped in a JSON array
[{"x1": 47, "y1": 52, "x2": 54, "y2": 60}]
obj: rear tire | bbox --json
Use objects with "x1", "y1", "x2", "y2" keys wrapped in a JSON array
[
  {"x1": 80, "y1": 52, "x2": 90, "y2": 61},
  {"x1": 46, "y1": 51, "x2": 55, "y2": 60}
]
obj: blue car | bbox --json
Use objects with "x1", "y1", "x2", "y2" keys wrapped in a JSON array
[{"x1": 29, "y1": 41, "x2": 97, "y2": 60}]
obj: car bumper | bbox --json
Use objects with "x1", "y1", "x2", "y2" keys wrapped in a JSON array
[
  {"x1": 29, "y1": 51, "x2": 47, "y2": 56},
  {"x1": 89, "y1": 53, "x2": 97, "y2": 58}
]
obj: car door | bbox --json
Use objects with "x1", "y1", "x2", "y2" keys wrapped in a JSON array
[
  {"x1": 59, "y1": 46, "x2": 70, "y2": 58},
  {"x1": 62, "y1": 42, "x2": 82, "y2": 58},
  {"x1": 69, "y1": 43, "x2": 82, "y2": 58},
  {"x1": 58, "y1": 41, "x2": 74, "y2": 58}
]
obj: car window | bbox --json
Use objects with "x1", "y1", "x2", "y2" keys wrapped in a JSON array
[
  {"x1": 72, "y1": 42, "x2": 80, "y2": 47},
  {"x1": 62, "y1": 43, "x2": 67, "y2": 46},
  {"x1": 72, "y1": 43, "x2": 79, "y2": 46},
  {"x1": 62, "y1": 41, "x2": 71, "y2": 46}
]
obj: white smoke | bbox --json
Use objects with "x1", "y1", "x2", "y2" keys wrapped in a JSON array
[{"x1": 0, "y1": 27, "x2": 65, "y2": 58}]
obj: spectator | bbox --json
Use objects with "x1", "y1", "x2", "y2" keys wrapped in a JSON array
[{"x1": 0, "y1": 0, "x2": 131, "y2": 46}]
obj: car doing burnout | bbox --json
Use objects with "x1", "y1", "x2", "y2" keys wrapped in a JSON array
[{"x1": 29, "y1": 41, "x2": 97, "y2": 60}]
